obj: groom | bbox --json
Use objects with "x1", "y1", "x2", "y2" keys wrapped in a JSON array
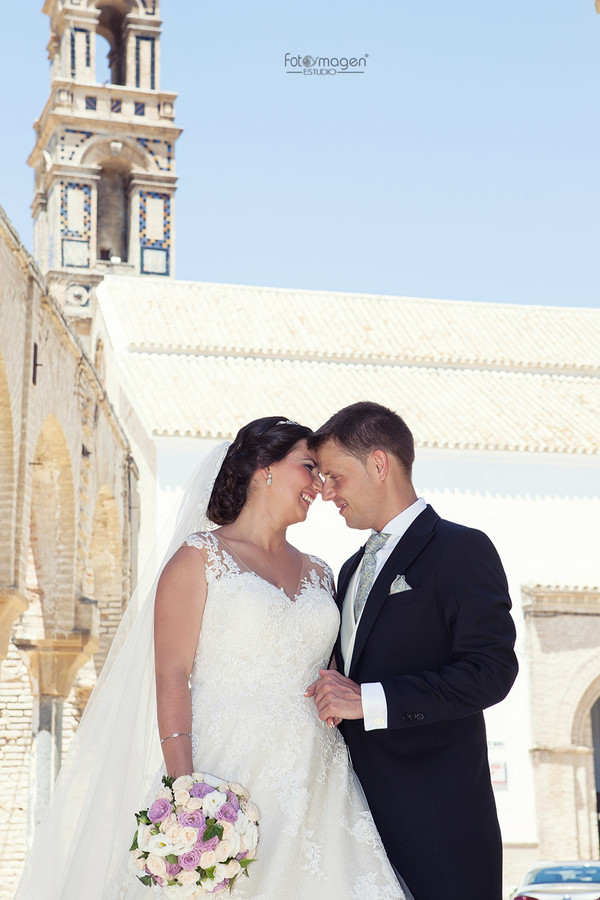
[{"x1": 307, "y1": 402, "x2": 518, "y2": 900}]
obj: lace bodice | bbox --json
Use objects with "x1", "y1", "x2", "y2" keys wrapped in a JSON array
[{"x1": 184, "y1": 531, "x2": 338, "y2": 694}]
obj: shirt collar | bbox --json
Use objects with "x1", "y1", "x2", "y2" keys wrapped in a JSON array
[{"x1": 379, "y1": 497, "x2": 427, "y2": 540}]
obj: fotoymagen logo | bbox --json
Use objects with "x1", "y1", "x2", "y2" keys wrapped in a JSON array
[{"x1": 284, "y1": 53, "x2": 369, "y2": 76}]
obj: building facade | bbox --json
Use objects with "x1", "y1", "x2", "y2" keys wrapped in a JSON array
[{"x1": 0, "y1": 205, "x2": 137, "y2": 897}]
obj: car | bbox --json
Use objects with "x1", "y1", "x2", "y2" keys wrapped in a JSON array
[{"x1": 510, "y1": 861, "x2": 600, "y2": 900}]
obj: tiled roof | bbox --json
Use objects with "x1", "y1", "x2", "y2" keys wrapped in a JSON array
[
  {"x1": 99, "y1": 275, "x2": 600, "y2": 373},
  {"x1": 114, "y1": 353, "x2": 599, "y2": 454},
  {"x1": 98, "y1": 276, "x2": 600, "y2": 454}
]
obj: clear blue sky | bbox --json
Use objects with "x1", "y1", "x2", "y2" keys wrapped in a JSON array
[{"x1": 1, "y1": 1, "x2": 598, "y2": 306}]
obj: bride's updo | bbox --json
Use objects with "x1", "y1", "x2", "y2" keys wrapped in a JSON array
[{"x1": 207, "y1": 416, "x2": 312, "y2": 525}]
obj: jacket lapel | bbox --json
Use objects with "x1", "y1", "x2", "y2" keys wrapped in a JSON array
[{"x1": 349, "y1": 505, "x2": 440, "y2": 678}]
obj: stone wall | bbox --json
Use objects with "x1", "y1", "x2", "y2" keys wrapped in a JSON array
[{"x1": 0, "y1": 204, "x2": 136, "y2": 898}]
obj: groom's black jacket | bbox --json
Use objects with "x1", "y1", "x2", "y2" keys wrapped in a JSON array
[{"x1": 336, "y1": 505, "x2": 517, "y2": 900}]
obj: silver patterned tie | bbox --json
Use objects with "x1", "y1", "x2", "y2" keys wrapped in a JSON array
[{"x1": 353, "y1": 532, "x2": 390, "y2": 623}]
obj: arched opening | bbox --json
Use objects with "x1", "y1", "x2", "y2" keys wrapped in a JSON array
[
  {"x1": 88, "y1": 486, "x2": 123, "y2": 675},
  {"x1": 96, "y1": 158, "x2": 131, "y2": 262},
  {"x1": 0, "y1": 352, "x2": 15, "y2": 586},
  {"x1": 29, "y1": 416, "x2": 76, "y2": 635},
  {"x1": 96, "y1": 3, "x2": 127, "y2": 85}
]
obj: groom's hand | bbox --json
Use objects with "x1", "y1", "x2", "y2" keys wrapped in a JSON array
[{"x1": 306, "y1": 669, "x2": 364, "y2": 721}]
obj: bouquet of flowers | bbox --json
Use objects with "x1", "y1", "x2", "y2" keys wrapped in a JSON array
[{"x1": 130, "y1": 772, "x2": 259, "y2": 896}]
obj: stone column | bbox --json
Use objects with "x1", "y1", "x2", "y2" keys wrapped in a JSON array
[
  {"x1": 15, "y1": 629, "x2": 98, "y2": 832},
  {"x1": 530, "y1": 745, "x2": 599, "y2": 860}
]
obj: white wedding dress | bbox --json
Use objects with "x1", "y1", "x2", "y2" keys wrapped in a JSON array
[{"x1": 139, "y1": 530, "x2": 407, "y2": 900}]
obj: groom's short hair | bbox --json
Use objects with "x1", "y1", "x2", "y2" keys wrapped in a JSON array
[{"x1": 309, "y1": 401, "x2": 415, "y2": 476}]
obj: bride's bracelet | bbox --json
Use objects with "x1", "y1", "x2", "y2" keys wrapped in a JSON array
[{"x1": 160, "y1": 731, "x2": 192, "y2": 745}]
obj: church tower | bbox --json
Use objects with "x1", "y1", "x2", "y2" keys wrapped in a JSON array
[{"x1": 28, "y1": 0, "x2": 180, "y2": 322}]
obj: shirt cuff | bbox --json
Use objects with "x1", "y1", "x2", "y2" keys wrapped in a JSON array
[{"x1": 361, "y1": 682, "x2": 388, "y2": 731}]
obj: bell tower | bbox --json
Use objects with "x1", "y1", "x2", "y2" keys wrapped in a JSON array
[{"x1": 28, "y1": 0, "x2": 181, "y2": 323}]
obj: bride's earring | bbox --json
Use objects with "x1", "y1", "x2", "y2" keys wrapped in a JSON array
[{"x1": 266, "y1": 470, "x2": 272, "y2": 486}]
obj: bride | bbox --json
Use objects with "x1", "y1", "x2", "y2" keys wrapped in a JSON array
[{"x1": 15, "y1": 417, "x2": 410, "y2": 900}]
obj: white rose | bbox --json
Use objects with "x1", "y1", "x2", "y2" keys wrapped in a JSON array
[
  {"x1": 146, "y1": 854, "x2": 167, "y2": 879},
  {"x1": 131, "y1": 849, "x2": 147, "y2": 872},
  {"x1": 191, "y1": 772, "x2": 205, "y2": 782},
  {"x1": 184, "y1": 797, "x2": 204, "y2": 811},
  {"x1": 163, "y1": 823, "x2": 182, "y2": 844},
  {"x1": 156, "y1": 786, "x2": 174, "y2": 801},
  {"x1": 224, "y1": 859, "x2": 242, "y2": 878},
  {"x1": 220, "y1": 820, "x2": 234, "y2": 839},
  {"x1": 228, "y1": 782, "x2": 249, "y2": 801},
  {"x1": 244, "y1": 801, "x2": 260, "y2": 823},
  {"x1": 234, "y1": 812, "x2": 248, "y2": 834},
  {"x1": 178, "y1": 826, "x2": 198, "y2": 848},
  {"x1": 173, "y1": 774, "x2": 194, "y2": 792},
  {"x1": 227, "y1": 831, "x2": 241, "y2": 857},
  {"x1": 201, "y1": 789, "x2": 228, "y2": 817},
  {"x1": 174, "y1": 788, "x2": 191, "y2": 806},
  {"x1": 200, "y1": 850, "x2": 217, "y2": 869},
  {"x1": 164, "y1": 812, "x2": 178, "y2": 828},
  {"x1": 215, "y1": 839, "x2": 232, "y2": 863},
  {"x1": 177, "y1": 869, "x2": 200, "y2": 886},
  {"x1": 245, "y1": 822, "x2": 258, "y2": 851}
]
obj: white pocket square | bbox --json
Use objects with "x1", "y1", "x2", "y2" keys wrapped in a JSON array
[{"x1": 390, "y1": 574, "x2": 411, "y2": 593}]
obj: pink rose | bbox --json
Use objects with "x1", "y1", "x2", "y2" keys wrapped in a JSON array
[
  {"x1": 165, "y1": 861, "x2": 182, "y2": 876},
  {"x1": 178, "y1": 809, "x2": 206, "y2": 830},
  {"x1": 178, "y1": 847, "x2": 202, "y2": 871},
  {"x1": 148, "y1": 798, "x2": 173, "y2": 823},
  {"x1": 196, "y1": 835, "x2": 219, "y2": 852},
  {"x1": 226, "y1": 791, "x2": 240, "y2": 811},
  {"x1": 216, "y1": 803, "x2": 237, "y2": 824}
]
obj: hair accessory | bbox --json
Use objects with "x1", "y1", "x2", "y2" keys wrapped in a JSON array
[
  {"x1": 266, "y1": 470, "x2": 272, "y2": 486},
  {"x1": 160, "y1": 731, "x2": 192, "y2": 745},
  {"x1": 276, "y1": 420, "x2": 300, "y2": 426}
]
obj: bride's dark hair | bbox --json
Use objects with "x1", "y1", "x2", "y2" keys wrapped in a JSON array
[{"x1": 207, "y1": 416, "x2": 312, "y2": 525}]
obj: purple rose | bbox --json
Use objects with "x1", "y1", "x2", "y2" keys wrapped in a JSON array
[
  {"x1": 196, "y1": 835, "x2": 219, "y2": 852},
  {"x1": 226, "y1": 791, "x2": 240, "y2": 811},
  {"x1": 148, "y1": 798, "x2": 173, "y2": 823},
  {"x1": 236, "y1": 851, "x2": 248, "y2": 861},
  {"x1": 210, "y1": 880, "x2": 229, "y2": 893},
  {"x1": 190, "y1": 781, "x2": 214, "y2": 799},
  {"x1": 165, "y1": 861, "x2": 182, "y2": 876},
  {"x1": 215, "y1": 802, "x2": 237, "y2": 823},
  {"x1": 178, "y1": 847, "x2": 202, "y2": 871},
  {"x1": 178, "y1": 809, "x2": 206, "y2": 829}
]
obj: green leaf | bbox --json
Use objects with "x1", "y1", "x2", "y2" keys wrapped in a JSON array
[
  {"x1": 202, "y1": 821, "x2": 224, "y2": 841},
  {"x1": 239, "y1": 858, "x2": 255, "y2": 869},
  {"x1": 203, "y1": 866, "x2": 216, "y2": 879},
  {"x1": 229, "y1": 873, "x2": 238, "y2": 893},
  {"x1": 137, "y1": 874, "x2": 153, "y2": 887},
  {"x1": 165, "y1": 854, "x2": 178, "y2": 865},
  {"x1": 129, "y1": 831, "x2": 139, "y2": 852},
  {"x1": 162, "y1": 774, "x2": 175, "y2": 789},
  {"x1": 135, "y1": 810, "x2": 151, "y2": 826}
]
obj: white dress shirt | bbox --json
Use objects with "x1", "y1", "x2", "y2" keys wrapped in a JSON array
[{"x1": 340, "y1": 497, "x2": 427, "y2": 731}]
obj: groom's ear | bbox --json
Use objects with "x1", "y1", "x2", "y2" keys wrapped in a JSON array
[{"x1": 368, "y1": 449, "x2": 389, "y2": 483}]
